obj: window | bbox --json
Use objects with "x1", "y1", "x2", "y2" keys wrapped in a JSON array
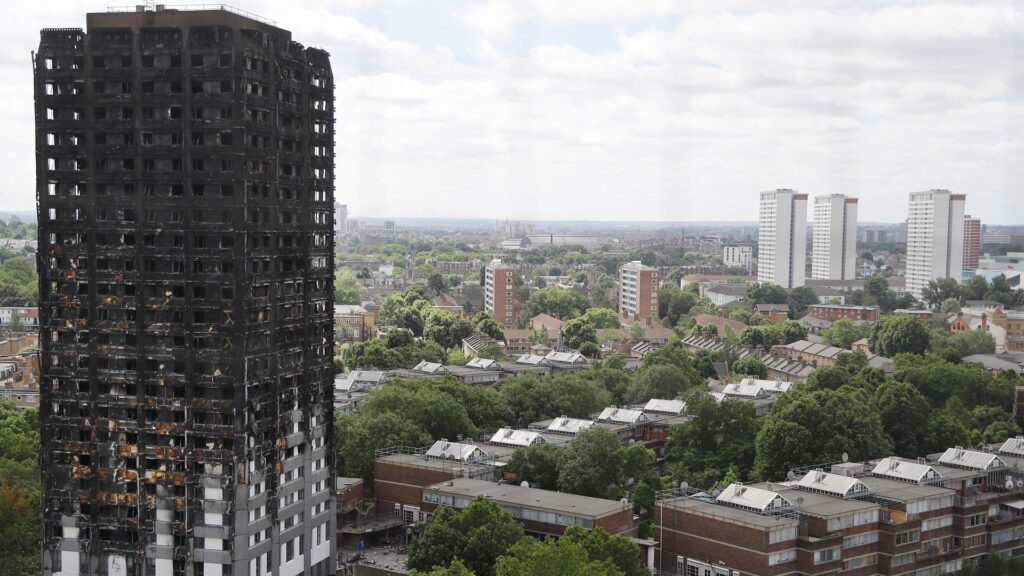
[
  {"x1": 921, "y1": 515, "x2": 952, "y2": 532},
  {"x1": 768, "y1": 550, "x2": 796, "y2": 566},
  {"x1": 967, "y1": 513, "x2": 986, "y2": 527},
  {"x1": 768, "y1": 526, "x2": 797, "y2": 544},
  {"x1": 896, "y1": 530, "x2": 919, "y2": 545},
  {"x1": 843, "y1": 531, "x2": 879, "y2": 548},
  {"x1": 814, "y1": 547, "x2": 839, "y2": 565},
  {"x1": 892, "y1": 552, "x2": 915, "y2": 567}
]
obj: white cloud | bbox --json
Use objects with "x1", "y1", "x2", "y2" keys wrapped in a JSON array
[{"x1": 5, "y1": 1, "x2": 1024, "y2": 224}]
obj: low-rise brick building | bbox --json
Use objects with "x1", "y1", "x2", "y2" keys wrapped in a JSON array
[
  {"x1": 655, "y1": 443, "x2": 1024, "y2": 575},
  {"x1": 421, "y1": 477, "x2": 638, "y2": 538}
]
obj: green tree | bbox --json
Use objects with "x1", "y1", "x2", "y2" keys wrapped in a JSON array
[
  {"x1": 495, "y1": 537, "x2": 624, "y2": 576},
  {"x1": 558, "y1": 427, "x2": 625, "y2": 498},
  {"x1": 786, "y1": 285, "x2": 818, "y2": 318},
  {"x1": 629, "y1": 322, "x2": 646, "y2": 342},
  {"x1": 428, "y1": 272, "x2": 448, "y2": 295},
  {"x1": 665, "y1": 393, "x2": 759, "y2": 487},
  {"x1": 732, "y1": 356, "x2": 767, "y2": 379},
  {"x1": 820, "y1": 318, "x2": 871, "y2": 349},
  {"x1": 920, "y1": 277, "x2": 963, "y2": 311},
  {"x1": 475, "y1": 316, "x2": 506, "y2": 341},
  {"x1": 948, "y1": 330, "x2": 996, "y2": 357},
  {"x1": 408, "y1": 498, "x2": 525, "y2": 576},
  {"x1": 524, "y1": 287, "x2": 590, "y2": 319},
  {"x1": 746, "y1": 283, "x2": 787, "y2": 305},
  {"x1": 561, "y1": 526, "x2": 649, "y2": 576},
  {"x1": 869, "y1": 315, "x2": 930, "y2": 357},
  {"x1": 411, "y1": 558, "x2": 477, "y2": 576},
  {"x1": 335, "y1": 412, "x2": 431, "y2": 484},
  {"x1": 754, "y1": 387, "x2": 893, "y2": 480},
  {"x1": 873, "y1": 380, "x2": 932, "y2": 456},
  {"x1": 581, "y1": 308, "x2": 621, "y2": 329},
  {"x1": 424, "y1": 310, "x2": 476, "y2": 349},
  {"x1": 506, "y1": 443, "x2": 563, "y2": 490},
  {"x1": 562, "y1": 317, "x2": 598, "y2": 351},
  {"x1": 626, "y1": 364, "x2": 693, "y2": 403},
  {"x1": 335, "y1": 267, "x2": 368, "y2": 304}
]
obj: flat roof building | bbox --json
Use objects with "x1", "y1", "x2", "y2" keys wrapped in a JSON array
[
  {"x1": 421, "y1": 478, "x2": 638, "y2": 537},
  {"x1": 906, "y1": 190, "x2": 966, "y2": 298},
  {"x1": 485, "y1": 259, "x2": 516, "y2": 327},
  {"x1": 812, "y1": 194, "x2": 858, "y2": 280},
  {"x1": 759, "y1": 189, "x2": 808, "y2": 288},
  {"x1": 36, "y1": 7, "x2": 336, "y2": 576},
  {"x1": 619, "y1": 261, "x2": 660, "y2": 325}
]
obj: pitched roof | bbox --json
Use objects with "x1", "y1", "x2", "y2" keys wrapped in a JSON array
[
  {"x1": 694, "y1": 314, "x2": 748, "y2": 335},
  {"x1": 596, "y1": 407, "x2": 647, "y2": 425},
  {"x1": 737, "y1": 377, "x2": 792, "y2": 395},
  {"x1": 413, "y1": 360, "x2": 446, "y2": 374},
  {"x1": 643, "y1": 398, "x2": 687, "y2": 416},
  {"x1": 503, "y1": 328, "x2": 532, "y2": 340},
  {"x1": 545, "y1": 351, "x2": 587, "y2": 364},
  {"x1": 872, "y1": 457, "x2": 944, "y2": 484},
  {"x1": 716, "y1": 483, "x2": 793, "y2": 514},
  {"x1": 796, "y1": 469, "x2": 872, "y2": 499},
  {"x1": 516, "y1": 354, "x2": 549, "y2": 366},
  {"x1": 531, "y1": 313, "x2": 564, "y2": 333},
  {"x1": 463, "y1": 331, "x2": 501, "y2": 352},
  {"x1": 756, "y1": 303, "x2": 790, "y2": 312},
  {"x1": 999, "y1": 436, "x2": 1024, "y2": 457},
  {"x1": 466, "y1": 357, "x2": 500, "y2": 370},
  {"x1": 488, "y1": 428, "x2": 545, "y2": 448},
  {"x1": 937, "y1": 447, "x2": 1008, "y2": 471},
  {"x1": 425, "y1": 440, "x2": 487, "y2": 462},
  {"x1": 546, "y1": 417, "x2": 594, "y2": 435},
  {"x1": 721, "y1": 381, "x2": 769, "y2": 398}
]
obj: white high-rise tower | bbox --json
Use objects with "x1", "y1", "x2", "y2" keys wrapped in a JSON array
[
  {"x1": 906, "y1": 190, "x2": 966, "y2": 298},
  {"x1": 812, "y1": 194, "x2": 858, "y2": 280},
  {"x1": 758, "y1": 189, "x2": 807, "y2": 288}
]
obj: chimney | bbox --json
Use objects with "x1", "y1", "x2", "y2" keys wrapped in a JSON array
[{"x1": 982, "y1": 313, "x2": 988, "y2": 332}]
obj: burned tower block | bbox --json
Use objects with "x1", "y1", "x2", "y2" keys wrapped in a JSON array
[{"x1": 36, "y1": 6, "x2": 336, "y2": 575}]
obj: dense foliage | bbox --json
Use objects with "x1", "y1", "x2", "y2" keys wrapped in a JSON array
[
  {"x1": 409, "y1": 499, "x2": 647, "y2": 576},
  {"x1": 0, "y1": 403, "x2": 40, "y2": 574}
]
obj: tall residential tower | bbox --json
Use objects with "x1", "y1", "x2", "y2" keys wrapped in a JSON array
[
  {"x1": 963, "y1": 214, "x2": 981, "y2": 270},
  {"x1": 812, "y1": 194, "x2": 858, "y2": 280},
  {"x1": 906, "y1": 190, "x2": 966, "y2": 298},
  {"x1": 485, "y1": 259, "x2": 515, "y2": 326},
  {"x1": 758, "y1": 189, "x2": 807, "y2": 288},
  {"x1": 618, "y1": 261, "x2": 660, "y2": 326},
  {"x1": 35, "y1": 7, "x2": 336, "y2": 575}
]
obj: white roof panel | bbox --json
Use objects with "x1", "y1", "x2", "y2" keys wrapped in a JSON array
[
  {"x1": 425, "y1": 440, "x2": 486, "y2": 462},
  {"x1": 797, "y1": 469, "x2": 872, "y2": 499},
  {"x1": 999, "y1": 436, "x2": 1024, "y2": 457},
  {"x1": 721, "y1": 381, "x2": 768, "y2": 398},
  {"x1": 546, "y1": 417, "x2": 595, "y2": 435},
  {"x1": 643, "y1": 399, "x2": 687, "y2": 416},
  {"x1": 716, "y1": 483, "x2": 793, "y2": 513},
  {"x1": 938, "y1": 447, "x2": 1008, "y2": 471},
  {"x1": 596, "y1": 407, "x2": 647, "y2": 425},
  {"x1": 872, "y1": 457, "x2": 944, "y2": 484},
  {"x1": 488, "y1": 428, "x2": 544, "y2": 447}
]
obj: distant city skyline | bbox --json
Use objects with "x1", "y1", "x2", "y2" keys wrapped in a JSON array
[{"x1": 6, "y1": 1, "x2": 1024, "y2": 223}]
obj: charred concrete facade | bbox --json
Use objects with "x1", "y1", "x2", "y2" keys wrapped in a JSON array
[{"x1": 35, "y1": 8, "x2": 336, "y2": 576}]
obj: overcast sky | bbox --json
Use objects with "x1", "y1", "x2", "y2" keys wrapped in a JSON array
[{"x1": 7, "y1": 1, "x2": 1024, "y2": 223}]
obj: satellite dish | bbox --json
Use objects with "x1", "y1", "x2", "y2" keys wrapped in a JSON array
[
  {"x1": 1017, "y1": 479, "x2": 1024, "y2": 488},
  {"x1": 520, "y1": 481, "x2": 529, "y2": 488},
  {"x1": 787, "y1": 471, "x2": 796, "y2": 480},
  {"x1": 680, "y1": 481, "x2": 689, "y2": 495},
  {"x1": 796, "y1": 497, "x2": 805, "y2": 505},
  {"x1": 1007, "y1": 478, "x2": 1015, "y2": 491},
  {"x1": 842, "y1": 452, "x2": 849, "y2": 462}
]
